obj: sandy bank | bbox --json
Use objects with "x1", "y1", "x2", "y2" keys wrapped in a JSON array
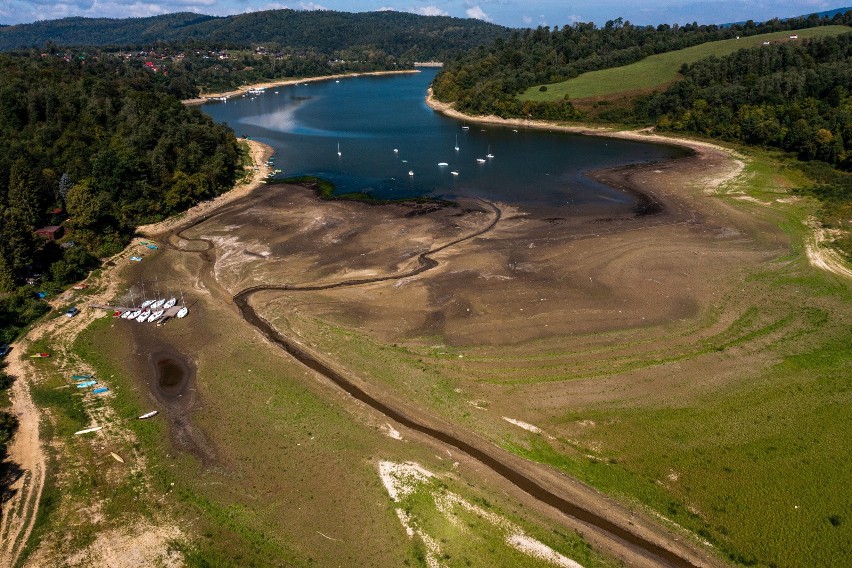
[
  {"x1": 183, "y1": 70, "x2": 419, "y2": 105},
  {"x1": 137, "y1": 138, "x2": 274, "y2": 237},
  {"x1": 425, "y1": 89, "x2": 745, "y2": 190}
]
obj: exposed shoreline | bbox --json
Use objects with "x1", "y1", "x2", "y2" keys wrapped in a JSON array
[
  {"x1": 183, "y1": 69, "x2": 420, "y2": 105},
  {"x1": 424, "y1": 89, "x2": 746, "y2": 191}
]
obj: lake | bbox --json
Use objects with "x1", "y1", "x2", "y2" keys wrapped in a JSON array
[{"x1": 201, "y1": 69, "x2": 688, "y2": 208}]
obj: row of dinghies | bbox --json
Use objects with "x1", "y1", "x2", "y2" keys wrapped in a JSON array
[{"x1": 115, "y1": 296, "x2": 188, "y2": 324}]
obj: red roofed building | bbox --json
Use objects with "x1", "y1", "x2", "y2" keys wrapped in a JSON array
[{"x1": 35, "y1": 226, "x2": 64, "y2": 240}]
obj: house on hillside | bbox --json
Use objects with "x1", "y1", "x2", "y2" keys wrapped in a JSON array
[{"x1": 35, "y1": 225, "x2": 64, "y2": 241}]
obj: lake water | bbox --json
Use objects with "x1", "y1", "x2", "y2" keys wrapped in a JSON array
[{"x1": 201, "y1": 69, "x2": 687, "y2": 208}]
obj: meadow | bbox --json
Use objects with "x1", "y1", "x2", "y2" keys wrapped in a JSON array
[{"x1": 519, "y1": 26, "x2": 851, "y2": 102}]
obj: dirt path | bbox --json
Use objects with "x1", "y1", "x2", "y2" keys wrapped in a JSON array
[
  {"x1": 0, "y1": 138, "x2": 273, "y2": 567},
  {"x1": 0, "y1": 349, "x2": 45, "y2": 567}
]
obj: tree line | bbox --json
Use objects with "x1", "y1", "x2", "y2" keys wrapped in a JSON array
[
  {"x1": 0, "y1": 10, "x2": 512, "y2": 61},
  {"x1": 433, "y1": 13, "x2": 851, "y2": 118}
]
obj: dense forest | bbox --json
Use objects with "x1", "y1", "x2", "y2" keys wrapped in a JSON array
[
  {"x1": 0, "y1": 10, "x2": 511, "y2": 61},
  {"x1": 0, "y1": 50, "x2": 242, "y2": 341},
  {"x1": 432, "y1": 13, "x2": 851, "y2": 117}
]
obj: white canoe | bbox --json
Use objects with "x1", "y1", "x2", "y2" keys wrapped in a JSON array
[
  {"x1": 74, "y1": 426, "x2": 103, "y2": 435},
  {"x1": 138, "y1": 411, "x2": 159, "y2": 420}
]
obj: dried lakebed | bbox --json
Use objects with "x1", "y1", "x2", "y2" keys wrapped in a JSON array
[{"x1": 145, "y1": 172, "x2": 732, "y2": 568}]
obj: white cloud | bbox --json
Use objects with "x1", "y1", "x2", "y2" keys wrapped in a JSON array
[
  {"x1": 465, "y1": 5, "x2": 490, "y2": 21},
  {"x1": 522, "y1": 15, "x2": 532, "y2": 24},
  {"x1": 299, "y1": 1, "x2": 326, "y2": 9},
  {"x1": 377, "y1": 6, "x2": 396, "y2": 10},
  {"x1": 413, "y1": 5, "x2": 448, "y2": 16}
]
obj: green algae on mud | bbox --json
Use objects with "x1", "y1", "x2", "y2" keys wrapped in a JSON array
[{"x1": 281, "y1": 175, "x2": 457, "y2": 207}]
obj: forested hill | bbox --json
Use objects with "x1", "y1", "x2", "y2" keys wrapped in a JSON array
[
  {"x1": 0, "y1": 51, "x2": 241, "y2": 308},
  {"x1": 0, "y1": 10, "x2": 511, "y2": 59}
]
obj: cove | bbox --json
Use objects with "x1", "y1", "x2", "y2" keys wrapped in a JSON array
[{"x1": 201, "y1": 69, "x2": 689, "y2": 208}]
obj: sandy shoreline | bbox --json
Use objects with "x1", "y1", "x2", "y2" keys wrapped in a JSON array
[
  {"x1": 425, "y1": 89, "x2": 746, "y2": 190},
  {"x1": 183, "y1": 69, "x2": 420, "y2": 105}
]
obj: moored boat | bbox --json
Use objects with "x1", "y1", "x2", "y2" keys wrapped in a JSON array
[{"x1": 147, "y1": 309, "x2": 164, "y2": 323}]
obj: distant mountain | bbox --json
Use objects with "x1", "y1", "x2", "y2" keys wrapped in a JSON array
[
  {"x1": 723, "y1": 6, "x2": 851, "y2": 26},
  {"x1": 0, "y1": 10, "x2": 512, "y2": 59}
]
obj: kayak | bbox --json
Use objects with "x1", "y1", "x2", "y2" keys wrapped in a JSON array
[
  {"x1": 74, "y1": 426, "x2": 103, "y2": 435},
  {"x1": 138, "y1": 411, "x2": 159, "y2": 420}
]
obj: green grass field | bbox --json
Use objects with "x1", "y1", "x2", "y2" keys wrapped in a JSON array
[{"x1": 520, "y1": 26, "x2": 851, "y2": 102}]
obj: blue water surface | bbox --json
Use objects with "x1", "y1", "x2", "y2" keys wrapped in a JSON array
[{"x1": 201, "y1": 69, "x2": 686, "y2": 207}]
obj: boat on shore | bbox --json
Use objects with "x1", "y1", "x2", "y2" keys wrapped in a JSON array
[
  {"x1": 74, "y1": 426, "x2": 103, "y2": 435},
  {"x1": 138, "y1": 410, "x2": 159, "y2": 420},
  {"x1": 148, "y1": 309, "x2": 164, "y2": 323},
  {"x1": 176, "y1": 307, "x2": 189, "y2": 319}
]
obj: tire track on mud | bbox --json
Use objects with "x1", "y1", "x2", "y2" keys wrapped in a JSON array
[{"x1": 165, "y1": 188, "x2": 711, "y2": 568}]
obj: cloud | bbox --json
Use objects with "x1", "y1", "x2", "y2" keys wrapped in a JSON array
[
  {"x1": 298, "y1": 1, "x2": 326, "y2": 9},
  {"x1": 412, "y1": 5, "x2": 448, "y2": 16},
  {"x1": 465, "y1": 5, "x2": 490, "y2": 21},
  {"x1": 377, "y1": 6, "x2": 396, "y2": 10}
]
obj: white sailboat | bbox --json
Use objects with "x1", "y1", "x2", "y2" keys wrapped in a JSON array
[
  {"x1": 438, "y1": 162, "x2": 449, "y2": 167},
  {"x1": 454, "y1": 135, "x2": 459, "y2": 152},
  {"x1": 486, "y1": 145, "x2": 494, "y2": 159},
  {"x1": 450, "y1": 171, "x2": 459, "y2": 176},
  {"x1": 462, "y1": 124, "x2": 469, "y2": 130},
  {"x1": 151, "y1": 298, "x2": 165, "y2": 309},
  {"x1": 408, "y1": 170, "x2": 414, "y2": 176},
  {"x1": 148, "y1": 309, "x2": 164, "y2": 323},
  {"x1": 136, "y1": 310, "x2": 151, "y2": 323},
  {"x1": 176, "y1": 307, "x2": 189, "y2": 319},
  {"x1": 163, "y1": 297, "x2": 177, "y2": 309},
  {"x1": 337, "y1": 143, "x2": 342, "y2": 157},
  {"x1": 476, "y1": 158, "x2": 486, "y2": 163}
]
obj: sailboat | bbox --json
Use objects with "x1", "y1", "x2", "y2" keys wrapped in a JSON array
[
  {"x1": 462, "y1": 124, "x2": 469, "y2": 130},
  {"x1": 486, "y1": 145, "x2": 494, "y2": 159},
  {"x1": 337, "y1": 143, "x2": 342, "y2": 157},
  {"x1": 454, "y1": 135, "x2": 459, "y2": 152}
]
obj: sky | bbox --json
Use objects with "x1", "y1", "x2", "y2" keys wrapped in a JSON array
[{"x1": 0, "y1": 0, "x2": 844, "y2": 29}]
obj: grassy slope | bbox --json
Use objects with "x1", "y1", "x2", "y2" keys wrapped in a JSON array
[
  {"x1": 520, "y1": 26, "x2": 851, "y2": 102},
  {"x1": 279, "y1": 149, "x2": 852, "y2": 567}
]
